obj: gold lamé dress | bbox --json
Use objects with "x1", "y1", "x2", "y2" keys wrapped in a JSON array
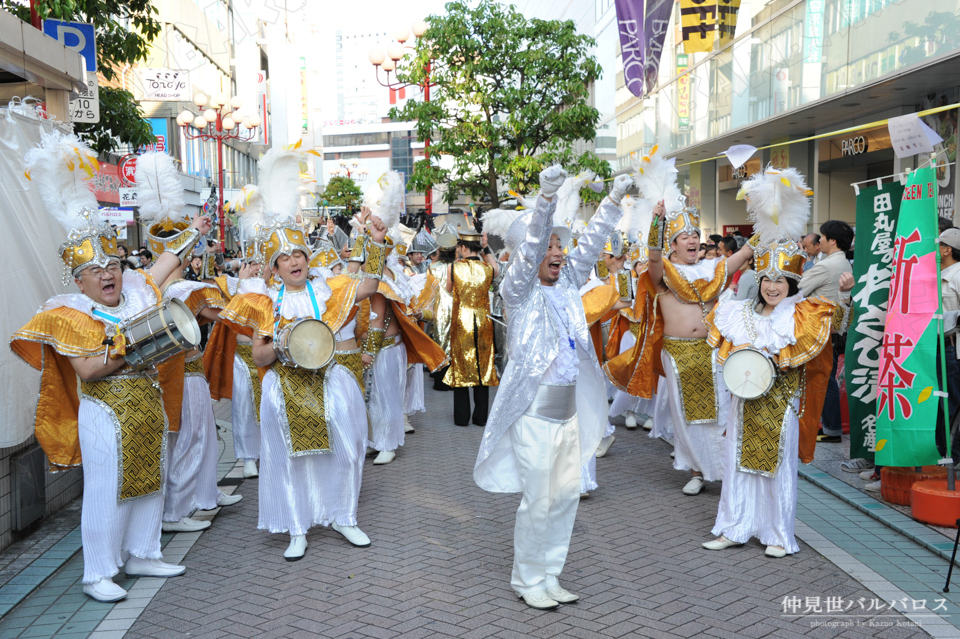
[{"x1": 443, "y1": 258, "x2": 499, "y2": 388}]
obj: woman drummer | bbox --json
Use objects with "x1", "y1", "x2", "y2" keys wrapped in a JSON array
[
  {"x1": 700, "y1": 237, "x2": 853, "y2": 558},
  {"x1": 218, "y1": 145, "x2": 390, "y2": 561}
]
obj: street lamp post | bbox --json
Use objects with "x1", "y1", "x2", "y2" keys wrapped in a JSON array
[
  {"x1": 368, "y1": 20, "x2": 434, "y2": 215},
  {"x1": 176, "y1": 92, "x2": 262, "y2": 243},
  {"x1": 330, "y1": 159, "x2": 369, "y2": 181}
]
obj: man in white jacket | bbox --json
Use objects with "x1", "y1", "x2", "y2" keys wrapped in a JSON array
[{"x1": 474, "y1": 166, "x2": 632, "y2": 609}]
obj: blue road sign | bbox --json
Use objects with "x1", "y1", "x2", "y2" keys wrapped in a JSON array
[{"x1": 42, "y1": 20, "x2": 96, "y2": 73}]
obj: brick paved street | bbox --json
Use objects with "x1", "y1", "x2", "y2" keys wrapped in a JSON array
[{"x1": 110, "y1": 380, "x2": 932, "y2": 639}]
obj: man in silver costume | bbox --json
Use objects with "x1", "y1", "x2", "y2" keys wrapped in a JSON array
[
  {"x1": 407, "y1": 227, "x2": 437, "y2": 274},
  {"x1": 473, "y1": 165, "x2": 633, "y2": 610}
]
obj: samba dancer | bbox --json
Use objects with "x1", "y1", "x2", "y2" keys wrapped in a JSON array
[
  {"x1": 702, "y1": 167, "x2": 852, "y2": 557},
  {"x1": 476, "y1": 167, "x2": 632, "y2": 610},
  {"x1": 11, "y1": 132, "x2": 211, "y2": 602},
  {"x1": 404, "y1": 229, "x2": 442, "y2": 422},
  {"x1": 218, "y1": 146, "x2": 387, "y2": 560}
]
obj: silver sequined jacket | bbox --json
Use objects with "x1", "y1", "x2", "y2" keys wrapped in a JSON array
[{"x1": 473, "y1": 194, "x2": 622, "y2": 492}]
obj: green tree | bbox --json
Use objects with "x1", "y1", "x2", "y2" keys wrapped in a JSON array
[
  {"x1": 388, "y1": 0, "x2": 608, "y2": 208},
  {"x1": 2, "y1": 0, "x2": 161, "y2": 154},
  {"x1": 320, "y1": 176, "x2": 364, "y2": 213}
]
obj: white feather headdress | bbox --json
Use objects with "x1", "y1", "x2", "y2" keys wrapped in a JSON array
[
  {"x1": 738, "y1": 165, "x2": 812, "y2": 243},
  {"x1": 554, "y1": 170, "x2": 595, "y2": 228},
  {"x1": 24, "y1": 130, "x2": 101, "y2": 232},
  {"x1": 368, "y1": 171, "x2": 405, "y2": 231},
  {"x1": 482, "y1": 208, "x2": 524, "y2": 243},
  {"x1": 135, "y1": 151, "x2": 186, "y2": 226},
  {"x1": 258, "y1": 147, "x2": 308, "y2": 223},
  {"x1": 230, "y1": 184, "x2": 266, "y2": 239},
  {"x1": 633, "y1": 146, "x2": 681, "y2": 214},
  {"x1": 617, "y1": 194, "x2": 653, "y2": 245}
]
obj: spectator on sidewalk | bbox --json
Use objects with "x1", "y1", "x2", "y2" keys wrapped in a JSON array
[{"x1": 801, "y1": 233, "x2": 821, "y2": 273}]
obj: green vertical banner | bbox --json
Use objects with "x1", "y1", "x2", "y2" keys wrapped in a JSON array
[
  {"x1": 845, "y1": 182, "x2": 902, "y2": 461},
  {"x1": 875, "y1": 166, "x2": 942, "y2": 466}
]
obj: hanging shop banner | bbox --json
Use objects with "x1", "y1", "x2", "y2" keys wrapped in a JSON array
[
  {"x1": 875, "y1": 166, "x2": 942, "y2": 467},
  {"x1": 845, "y1": 182, "x2": 902, "y2": 461},
  {"x1": 680, "y1": 0, "x2": 741, "y2": 53},
  {"x1": 643, "y1": 0, "x2": 675, "y2": 96},
  {"x1": 920, "y1": 89, "x2": 958, "y2": 221},
  {"x1": 615, "y1": 0, "x2": 646, "y2": 97},
  {"x1": 677, "y1": 54, "x2": 690, "y2": 131}
]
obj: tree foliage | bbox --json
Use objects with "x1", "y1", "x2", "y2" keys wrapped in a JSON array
[
  {"x1": 388, "y1": 0, "x2": 609, "y2": 207},
  {"x1": 2, "y1": 0, "x2": 161, "y2": 154},
  {"x1": 320, "y1": 176, "x2": 364, "y2": 213}
]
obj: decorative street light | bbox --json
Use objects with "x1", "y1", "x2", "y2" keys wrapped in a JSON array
[
  {"x1": 329, "y1": 158, "x2": 369, "y2": 181},
  {"x1": 176, "y1": 92, "x2": 262, "y2": 243},
  {"x1": 368, "y1": 19, "x2": 435, "y2": 214}
]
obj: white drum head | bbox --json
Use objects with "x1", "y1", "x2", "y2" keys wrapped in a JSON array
[
  {"x1": 288, "y1": 319, "x2": 334, "y2": 369},
  {"x1": 168, "y1": 299, "x2": 201, "y2": 346},
  {"x1": 722, "y1": 349, "x2": 775, "y2": 400}
]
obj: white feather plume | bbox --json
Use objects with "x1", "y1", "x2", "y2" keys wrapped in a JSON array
[
  {"x1": 506, "y1": 189, "x2": 538, "y2": 209},
  {"x1": 740, "y1": 165, "x2": 812, "y2": 243},
  {"x1": 634, "y1": 150, "x2": 681, "y2": 214},
  {"x1": 368, "y1": 171, "x2": 405, "y2": 230},
  {"x1": 482, "y1": 208, "x2": 524, "y2": 241},
  {"x1": 232, "y1": 184, "x2": 266, "y2": 238},
  {"x1": 135, "y1": 151, "x2": 186, "y2": 225},
  {"x1": 616, "y1": 194, "x2": 653, "y2": 245},
  {"x1": 257, "y1": 147, "x2": 306, "y2": 223},
  {"x1": 23, "y1": 130, "x2": 101, "y2": 232},
  {"x1": 554, "y1": 170, "x2": 595, "y2": 227}
]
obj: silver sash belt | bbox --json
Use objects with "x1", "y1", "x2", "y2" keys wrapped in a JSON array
[{"x1": 523, "y1": 383, "x2": 576, "y2": 422}]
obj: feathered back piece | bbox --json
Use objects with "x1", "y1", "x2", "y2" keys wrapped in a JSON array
[
  {"x1": 738, "y1": 165, "x2": 812, "y2": 243},
  {"x1": 231, "y1": 184, "x2": 266, "y2": 237},
  {"x1": 617, "y1": 194, "x2": 653, "y2": 245},
  {"x1": 554, "y1": 170, "x2": 595, "y2": 227},
  {"x1": 24, "y1": 130, "x2": 101, "y2": 232},
  {"x1": 633, "y1": 145, "x2": 681, "y2": 214},
  {"x1": 482, "y1": 208, "x2": 524, "y2": 243},
  {"x1": 135, "y1": 151, "x2": 186, "y2": 226},
  {"x1": 258, "y1": 146, "x2": 307, "y2": 223},
  {"x1": 368, "y1": 171, "x2": 405, "y2": 231}
]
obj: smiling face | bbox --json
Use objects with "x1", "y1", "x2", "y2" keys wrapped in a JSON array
[
  {"x1": 760, "y1": 276, "x2": 790, "y2": 308},
  {"x1": 410, "y1": 252, "x2": 425, "y2": 265},
  {"x1": 670, "y1": 232, "x2": 701, "y2": 265},
  {"x1": 272, "y1": 251, "x2": 310, "y2": 288},
  {"x1": 538, "y1": 235, "x2": 564, "y2": 285},
  {"x1": 76, "y1": 261, "x2": 124, "y2": 307}
]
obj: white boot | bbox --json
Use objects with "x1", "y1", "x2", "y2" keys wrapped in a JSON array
[
  {"x1": 284, "y1": 535, "x2": 307, "y2": 561},
  {"x1": 373, "y1": 450, "x2": 396, "y2": 465},
  {"x1": 243, "y1": 459, "x2": 259, "y2": 478},
  {"x1": 641, "y1": 416, "x2": 653, "y2": 431},
  {"x1": 83, "y1": 577, "x2": 127, "y2": 602},
  {"x1": 403, "y1": 415, "x2": 414, "y2": 434},
  {"x1": 624, "y1": 413, "x2": 638, "y2": 429}
]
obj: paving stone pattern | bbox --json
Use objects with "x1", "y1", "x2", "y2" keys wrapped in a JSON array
[{"x1": 121, "y1": 380, "x2": 921, "y2": 639}]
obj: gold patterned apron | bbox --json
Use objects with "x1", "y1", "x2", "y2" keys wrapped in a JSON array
[
  {"x1": 185, "y1": 353, "x2": 205, "y2": 377},
  {"x1": 271, "y1": 363, "x2": 330, "y2": 456},
  {"x1": 81, "y1": 375, "x2": 166, "y2": 503},
  {"x1": 235, "y1": 343, "x2": 262, "y2": 424},
  {"x1": 661, "y1": 336, "x2": 718, "y2": 424},
  {"x1": 738, "y1": 367, "x2": 801, "y2": 477},
  {"x1": 335, "y1": 348, "x2": 364, "y2": 393}
]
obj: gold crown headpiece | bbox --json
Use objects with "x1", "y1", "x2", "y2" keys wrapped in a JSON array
[
  {"x1": 755, "y1": 239, "x2": 805, "y2": 281},
  {"x1": 309, "y1": 245, "x2": 342, "y2": 270},
  {"x1": 23, "y1": 131, "x2": 119, "y2": 283},
  {"x1": 253, "y1": 144, "x2": 315, "y2": 267},
  {"x1": 665, "y1": 195, "x2": 701, "y2": 248}
]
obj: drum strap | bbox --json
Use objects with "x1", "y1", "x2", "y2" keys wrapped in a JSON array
[
  {"x1": 92, "y1": 308, "x2": 121, "y2": 324},
  {"x1": 274, "y1": 283, "x2": 322, "y2": 338}
]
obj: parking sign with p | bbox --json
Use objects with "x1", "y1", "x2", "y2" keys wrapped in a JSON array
[{"x1": 42, "y1": 20, "x2": 97, "y2": 73}]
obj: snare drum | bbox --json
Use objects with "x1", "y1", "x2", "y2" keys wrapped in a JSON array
[
  {"x1": 119, "y1": 298, "x2": 201, "y2": 371},
  {"x1": 722, "y1": 348, "x2": 777, "y2": 400},
  {"x1": 274, "y1": 318, "x2": 335, "y2": 370}
]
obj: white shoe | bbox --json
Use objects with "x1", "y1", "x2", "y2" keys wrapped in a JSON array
[
  {"x1": 545, "y1": 584, "x2": 579, "y2": 603},
  {"x1": 162, "y1": 516, "x2": 210, "y2": 532},
  {"x1": 125, "y1": 557, "x2": 186, "y2": 578},
  {"x1": 83, "y1": 577, "x2": 127, "y2": 602},
  {"x1": 331, "y1": 522, "x2": 371, "y2": 547},
  {"x1": 859, "y1": 470, "x2": 879, "y2": 481},
  {"x1": 682, "y1": 476, "x2": 705, "y2": 495},
  {"x1": 641, "y1": 417, "x2": 653, "y2": 431},
  {"x1": 243, "y1": 460, "x2": 259, "y2": 478},
  {"x1": 519, "y1": 590, "x2": 560, "y2": 610},
  {"x1": 595, "y1": 435, "x2": 615, "y2": 458},
  {"x1": 217, "y1": 491, "x2": 242, "y2": 507},
  {"x1": 373, "y1": 450, "x2": 396, "y2": 465},
  {"x1": 284, "y1": 535, "x2": 307, "y2": 561},
  {"x1": 865, "y1": 480, "x2": 881, "y2": 493},
  {"x1": 404, "y1": 415, "x2": 414, "y2": 434},
  {"x1": 702, "y1": 536, "x2": 742, "y2": 551},
  {"x1": 765, "y1": 545, "x2": 787, "y2": 558},
  {"x1": 579, "y1": 492, "x2": 590, "y2": 499},
  {"x1": 625, "y1": 413, "x2": 638, "y2": 429}
]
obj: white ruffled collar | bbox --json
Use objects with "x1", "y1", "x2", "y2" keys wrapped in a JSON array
[
  {"x1": 671, "y1": 256, "x2": 721, "y2": 280},
  {"x1": 39, "y1": 270, "x2": 158, "y2": 326},
  {"x1": 267, "y1": 278, "x2": 333, "y2": 321},
  {"x1": 713, "y1": 293, "x2": 800, "y2": 355}
]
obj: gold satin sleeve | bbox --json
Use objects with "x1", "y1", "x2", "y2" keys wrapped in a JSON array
[
  {"x1": 157, "y1": 353, "x2": 186, "y2": 433},
  {"x1": 602, "y1": 271, "x2": 664, "y2": 399},
  {"x1": 581, "y1": 285, "x2": 621, "y2": 327},
  {"x1": 392, "y1": 300, "x2": 449, "y2": 373},
  {"x1": 203, "y1": 321, "x2": 238, "y2": 401},
  {"x1": 323, "y1": 274, "x2": 362, "y2": 333},
  {"x1": 184, "y1": 285, "x2": 226, "y2": 322},
  {"x1": 214, "y1": 275, "x2": 232, "y2": 300},
  {"x1": 219, "y1": 293, "x2": 274, "y2": 339},
  {"x1": 11, "y1": 306, "x2": 107, "y2": 366},
  {"x1": 663, "y1": 258, "x2": 728, "y2": 304},
  {"x1": 409, "y1": 271, "x2": 440, "y2": 316}
]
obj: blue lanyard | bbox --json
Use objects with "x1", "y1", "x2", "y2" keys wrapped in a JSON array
[
  {"x1": 91, "y1": 308, "x2": 121, "y2": 325},
  {"x1": 274, "y1": 282, "x2": 321, "y2": 335}
]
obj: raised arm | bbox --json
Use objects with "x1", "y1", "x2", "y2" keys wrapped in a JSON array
[
  {"x1": 646, "y1": 201, "x2": 668, "y2": 288},
  {"x1": 481, "y1": 232, "x2": 500, "y2": 279},
  {"x1": 147, "y1": 212, "x2": 212, "y2": 285},
  {"x1": 500, "y1": 166, "x2": 565, "y2": 307},
  {"x1": 567, "y1": 175, "x2": 631, "y2": 289},
  {"x1": 354, "y1": 215, "x2": 389, "y2": 302},
  {"x1": 723, "y1": 239, "x2": 756, "y2": 275}
]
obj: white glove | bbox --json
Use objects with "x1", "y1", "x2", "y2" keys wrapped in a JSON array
[
  {"x1": 609, "y1": 174, "x2": 634, "y2": 205},
  {"x1": 539, "y1": 165, "x2": 568, "y2": 200}
]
